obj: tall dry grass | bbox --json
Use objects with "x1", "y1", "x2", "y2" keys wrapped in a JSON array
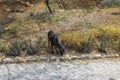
[{"x1": 59, "y1": 25, "x2": 120, "y2": 53}]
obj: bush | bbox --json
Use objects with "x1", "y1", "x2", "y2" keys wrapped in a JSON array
[
  {"x1": 117, "y1": 38, "x2": 120, "y2": 52},
  {"x1": 79, "y1": 39, "x2": 94, "y2": 53},
  {"x1": 7, "y1": 40, "x2": 23, "y2": 56},
  {"x1": 25, "y1": 42, "x2": 39, "y2": 55},
  {"x1": 98, "y1": 30, "x2": 108, "y2": 53},
  {"x1": 8, "y1": 27, "x2": 17, "y2": 34},
  {"x1": 0, "y1": 44, "x2": 8, "y2": 53},
  {"x1": 0, "y1": 31, "x2": 2, "y2": 36},
  {"x1": 29, "y1": 12, "x2": 34, "y2": 16},
  {"x1": 101, "y1": 0, "x2": 120, "y2": 8},
  {"x1": 59, "y1": 25, "x2": 120, "y2": 53}
]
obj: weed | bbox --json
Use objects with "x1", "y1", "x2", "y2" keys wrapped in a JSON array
[
  {"x1": 25, "y1": 42, "x2": 40, "y2": 55},
  {"x1": 0, "y1": 31, "x2": 3, "y2": 36},
  {"x1": 79, "y1": 39, "x2": 94, "y2": 53},
  {"x1": 0, "y1": 44, "x2": 8, "y2": 53},
  {"x1": 101, "y1": 0, "x2": 120, "y2": 8},
  {"x1": 8, "y1": 27, "x2": 17, "y2": 35},
  {"x1": 29, "y1": 12, "x2": 34, "y2": 16},
  {"x1": 7, "y1": 40, "x2": 23, "y2": 56},
  {"x1": 59, "y1": 25, "x2": 120, "y2": 53},
  {"x1": 98, "y1": 29, "x2": 108, "y2": 53}
]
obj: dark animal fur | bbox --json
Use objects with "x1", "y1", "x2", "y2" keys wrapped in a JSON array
[{"x1": 48, "y1": 30, "x2": 64, "y2": 55}]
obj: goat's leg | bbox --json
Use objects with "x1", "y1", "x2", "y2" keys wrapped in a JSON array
[
  {"x1": 56, "y1": 43, "x2": 64, "y2": 56},
  {"x1": 51, "y1": 45, "x2": 54, "y2": 54}
]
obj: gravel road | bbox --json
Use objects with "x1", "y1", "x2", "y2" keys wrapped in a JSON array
[{"x1": 0, "y1": 60, "x2": 120, "y2": 80}]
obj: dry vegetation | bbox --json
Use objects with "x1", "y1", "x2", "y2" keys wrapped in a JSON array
[
  {"x1": 52, "y1": 0, "x2": 102, "y2": 9},
  {"x1": 59, "y1": 25, "x2": 120, "y2": 53},
  {"x1": 0, "y1": 0, "x2": 120, "y2": 58}
]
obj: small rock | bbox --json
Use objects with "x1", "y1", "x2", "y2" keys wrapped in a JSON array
[
  {"x1": 80, "y1": 54, "x2": 90, "y2": 60},
  {"x1": 2, "y1": 58, "x2": 13, "y2": 63},
  {"x1": 38, "y1": 57, "x2": 47, "y2": 62},
  {"x1": 67, "y1": 57, "x2": 72, "y2": 60},
  {"x1": 49, "y1": 56, "x2": 57, "y2": 62},
  {"x1": 59, "y1": 57, "x2": 65, "y2": 61},
  {"x1": 111, "y1": 54, "x2": 119, "y2": 58},
  {"x1": 41, "y1": 51, "x2": 46, "y2": 54},
  {"x1": 91, "y1": 54, "x2": 102, "y2": 59},
  {"x1": 105, "y1": 54, "x2": 112, "y2": 58},
  {"x1": 65, "y1": 54, "x2": 71, "y2": 60},
  {"x1": 14, "y1": 57, "x2": 26, "y2": 63},
  {"x1": 78, "y1": 56, "x2": 82, "y2": 59},
  {"x1": 71, "y1": 56, "x2": 79, "y2": 60},
  {"x1": 72, "y1": 51, "x2": 76, "y2": 53},
  {"x1": 109, "y1": 78, "x2": 115, "y2": 80},
  {"x1": 25, "y1": 56, "x2": 36, "y2": 61}
]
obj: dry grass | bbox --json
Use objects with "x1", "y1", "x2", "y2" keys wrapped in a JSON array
[
  {"x1": 59, "y1": 25, "x2": 120, "y2": 53},
  {"x1": 52, "y1": 0, "x2": 102, "y2": 9}
]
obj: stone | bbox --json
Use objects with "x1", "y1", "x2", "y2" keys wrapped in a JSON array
[
  {"x1": 71, "y1": 56, "x2": 79, "y2": 60},
  {"x1": 50, "y1": 56, "x2": 57, "y2": 62},
  {"x1": 80, "y1": 54, "x2": 90, "y2": 60},
  {"x1": 59, "y1": 57, "x2": 66, "y2": 62},
  {"x1": 2, "y1": 58, "x2": 13, "y2": 63},
  {"x1": 105, "y1": 54, "x2": 112, "y2": 58},
  {"x1": 25, "y1": 56, "x2": 37, "y2": 62},
  {"x1": 91, "y1": 54, "x2": 102, "y2": 59},
  {"x1": 114, "y1": 54, "x2": 119, "y2": 58},
  {"x1": 38, "y1": 57, "x2": 47, "y2": 62},
  {"x1": 14, "y1": 57, "x2": 26, "y2": 63},
  {"x1": 110, "y1": 54, "x2": 119, "y2": 58}
]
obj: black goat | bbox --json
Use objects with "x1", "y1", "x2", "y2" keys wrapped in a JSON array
[{"x1": 48, "y1": 30, "x2": 64, "y2": 56}]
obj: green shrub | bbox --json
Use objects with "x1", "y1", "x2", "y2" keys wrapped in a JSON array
[
  {"x1": 98, "y1": 30, "x2": 108, "y2": 53},
  {"x1": 29, "y1": 12, "x2": 34, "y2": 16},
  {"x1": 115, "y1": 38, "x2": 120, "y2": 52},
  {"x1": 25, "y1": 42, "x2": 39, "y2": 55},
  {"x1": 8, "y1": 28, "x2": 17, "y2": 34},
  {"x1": 7, "y1": 41, "x2": 23, "y2": 56},
  {"x1": 118, "y1": 40, "x2": 120, "y2": 52},
  {"x1": 101, "y1": 0, "x2": 120, "y2": 8},
  {"x1": 0, "y1": 31, "x2": 2, "y2": 36},
  {"x1": 0, "y1": 30, "x2": 5, "y2": 36},
  {"x1": 0, "y1": 44, "x2": 8, "y2": 53},
  {"x1": 79, "y1": 39, "x2": 94, "y2": 53}
]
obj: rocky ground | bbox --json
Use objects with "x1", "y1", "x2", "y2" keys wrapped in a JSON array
[{"x1": 0, "y1": 59, "x2": 120, "y2": 80}]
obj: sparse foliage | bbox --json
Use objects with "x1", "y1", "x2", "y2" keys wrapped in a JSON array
[
  {"x1": 7, "y1": 41, "x2": 23, "y2": 56},
  {"x1": 8, "y1": 28, "x2": 17, "y2": 35},
  {"x1": 59, "y1": 25, "x2": 120, "y2": 53},
  {"x1": 0, "y1": 44, "x2": 8, "y2": 53},
  {"x1": 98, "y1": 30, "x2": 108, "y2": 53},
  {"x1": 25, "y1": 42, "x2": 40, "y2": 55}
]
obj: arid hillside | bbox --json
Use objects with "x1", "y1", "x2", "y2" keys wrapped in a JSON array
[
  {"x1": 1, "y1": 0, "x2": 120, "y2": 24},
  {"x1": 0, "y1": 0, "x2": 120, "y2": 59},
  {"x1": 0, "y1": 0, "x2": 103, "y2": 24}
]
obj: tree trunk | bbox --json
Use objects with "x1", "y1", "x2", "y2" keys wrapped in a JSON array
[{"x1": 45, "y1": 0, "x2": 52, "y2": 13}]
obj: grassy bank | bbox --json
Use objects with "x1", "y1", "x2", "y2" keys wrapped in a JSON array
[{"x1": 59, "y1": 25, "x2": 120, "y2": 53}]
